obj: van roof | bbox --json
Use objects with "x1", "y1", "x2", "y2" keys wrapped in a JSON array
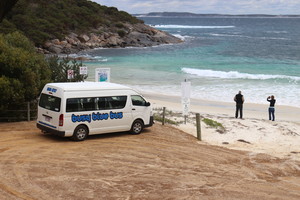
[{"x1": 46, "y1": 82, "x2": 131, "y2": 92}]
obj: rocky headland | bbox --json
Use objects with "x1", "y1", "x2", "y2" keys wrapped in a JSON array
[{"x1": 40, "y1": 23, "x2": 182, "y2": 54}]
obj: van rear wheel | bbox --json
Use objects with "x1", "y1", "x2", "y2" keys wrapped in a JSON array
[
  {"x1": 131, "y1": 120, "x2": 144, "y2": 134},
  {"x1": 72, "y1": 125, "x2": 88, "y2": 141}
]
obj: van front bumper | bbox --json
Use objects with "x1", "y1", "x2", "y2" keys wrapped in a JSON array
[
  {"x1": 145, "y1": 116, "x2": 154, "y2": 128},
  {"x1": 37, "y1": 122, "x2": 65, "y2": 137}
]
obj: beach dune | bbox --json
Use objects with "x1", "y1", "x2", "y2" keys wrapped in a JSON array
[{"x1": 144, "y1": 93, "x2": 300, "y2": 161}]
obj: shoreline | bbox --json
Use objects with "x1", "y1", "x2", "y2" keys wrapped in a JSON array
[
  {"x1": 143, "y1": 92, "x2": 300, "y2": 161},
  {"x1": 143, "y1": 92, "x2": 300, "y2": 122}
]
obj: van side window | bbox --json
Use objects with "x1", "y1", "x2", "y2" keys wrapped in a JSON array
[
  {"x1": 97, "y1": 97, "x2": 108, "y2": 110},
  {"x1": 66, "y1": 98, "x2": 81, "y2": 112},
  {"x1": 105, "y1": 96, "x2": 127, "y2": 109},
  {"x1": 131, "y1": 95, "x2": 147, "y2": 106},
  {"x1": 66, "y1": 98, "x2": 96, "y2": 112},
  {"x1": 66, "y1": 96, "x2": 127, "y2": 112},
  {"x1": 82, "y1": 98, "x2": 97, "y2": 111}
]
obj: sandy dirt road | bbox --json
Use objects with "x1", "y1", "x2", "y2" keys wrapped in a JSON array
[{"x1": 0, "y1": 121, "x2": 299, "y2": 200}]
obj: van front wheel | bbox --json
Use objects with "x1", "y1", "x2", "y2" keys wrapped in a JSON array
[
  {"x1": 131, "y1": 120, "x2": 144, "y2": 135},
  {"x1": 72, "y1": 125, "x2": 88, "y2": 141}
]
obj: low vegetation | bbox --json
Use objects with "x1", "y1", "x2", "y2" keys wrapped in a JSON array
[
  {"x1": 152, "y1": 107, "x2": 226, "y2": 133},
  {"x1": 46, "y1": 56, "x2": 87, "y2": 82},
  {"x1": 0, "y1": 32, "x2": 50, "y2": 104},
  {"x1": 202, "y1": 118, "x2": 226, "y2": 133},
  {"x1": 153, "y1": 108, "x2": 181, "y2": 125},
  {"x1": 0, "y1": 31, "x2": 87, "y2": 121},
  {"x1": 154, "y1": 115, "x2": 179, "y2": 125}
]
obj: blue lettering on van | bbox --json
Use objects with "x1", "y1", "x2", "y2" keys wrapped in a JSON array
[
  {"x1": 47, "y1": 87, "x2": 57, "y2": 93},
  {"x1": 71, "y1": 112, "x2": 123, "y2": 123},
  {"x1": 110, "y1": 111, "x2": 123, "y2": 119},
  {"x1": 72, "y1": 114, "x2": 91, "y2": 123},
  {"x1": 92, "y1": 112, "x2": 109, "y2": 121}
]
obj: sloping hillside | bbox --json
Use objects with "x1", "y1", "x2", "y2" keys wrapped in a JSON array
[{"x1": 0, "y1": 0, "x2": 182, "y2": 54}]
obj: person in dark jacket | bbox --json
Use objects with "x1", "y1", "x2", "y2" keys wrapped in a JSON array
[
  {"x1": 267, "y1": 95, "x2": 276, "y2": 121},
  {"x1": 234, "y1": 91, "x2": 244, "y2": 119}
]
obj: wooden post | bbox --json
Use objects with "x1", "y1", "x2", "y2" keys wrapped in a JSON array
[
  {"x1": 196, "y1": 113, "x2": 201, "y2": 141},
  {"x1": 162, "y1": 107, "x2": 166, "y2": 125},
  {"x1": 27, "y1": 101, "x2": 30, "y2": 121}
]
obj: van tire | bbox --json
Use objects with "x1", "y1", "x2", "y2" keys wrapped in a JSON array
[
  {"x1": 72, "y1": 125, "x2": 88, "y2": 141},
  {"x1": 130, "y1": 120, "x2": 144, "y2": 135}
]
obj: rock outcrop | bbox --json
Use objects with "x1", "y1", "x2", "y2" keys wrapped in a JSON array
[{"x1": 41, "y1": 23, "x2": 182, "y2": 54}]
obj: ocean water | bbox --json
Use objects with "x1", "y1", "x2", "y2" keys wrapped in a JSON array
[{"x1": 78, "y1": 17, "x2": 300, "y2": 107}]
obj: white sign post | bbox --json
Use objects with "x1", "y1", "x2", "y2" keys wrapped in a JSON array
[
  {"x1": 80, "y1": 66, "x2": 88, "y2": 75},
  {"x1": 95, "y1": 68, "x2": 110, "y2": 82},
  {"x1": 181, "y1": 81, "x2": 191, "y2": 124},
  {"x1": 67, "y1": 69, "x2": 74, "y2": 80}
]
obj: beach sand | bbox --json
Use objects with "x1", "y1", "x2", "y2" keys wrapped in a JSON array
[
  {"x1": 143, "y1": 93, "x2": 300, "y2": 161},
  {"x1": 1, "y1": 121, "x2": 300, "y2": 199}
]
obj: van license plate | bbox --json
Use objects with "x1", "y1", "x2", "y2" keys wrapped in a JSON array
[{"x1": 45, "y1": 116, "x2": 51, "y2": 122}]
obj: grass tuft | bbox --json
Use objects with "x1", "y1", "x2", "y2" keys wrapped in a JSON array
[
  {"x1": 202, "y1": 118, "x2": 226, "y2": 133},
  {"x1": 154, "y1": 115, "x2": 179, "y2": 126}
]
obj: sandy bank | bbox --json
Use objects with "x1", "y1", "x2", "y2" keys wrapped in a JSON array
[{"x1": 0, "y1": 121, "x2": 299, "y2": 199}]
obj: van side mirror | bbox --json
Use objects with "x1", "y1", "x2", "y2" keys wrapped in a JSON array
[{"x1": 145, "y1": 102, "x2": 151, "y2": 107}]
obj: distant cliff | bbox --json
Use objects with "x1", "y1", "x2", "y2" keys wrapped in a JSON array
[{"x1": 0, "y1": 0, "x2": 182, "y2": 54}]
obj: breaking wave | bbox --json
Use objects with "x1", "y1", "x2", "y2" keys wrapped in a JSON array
[
  {"x1": 150, "y1": 25, "x2": 235, "y2": 29},
  {"x1": 182, "y1": 68, "x2": 300, "y2": 82},
  {"x1": 172, "y1": 34, "x2": 193, "y2": 41}
]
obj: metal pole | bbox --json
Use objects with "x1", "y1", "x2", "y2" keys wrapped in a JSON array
[
  {"x1": 196, "y1": 113, "x2": 201, "y2": 141},
  {"x1": 27, "y1": 101, "x2": 30, "y2": 121},
  {"x1": 162, "y1": 107, "x2": 166, "y2": 125}
]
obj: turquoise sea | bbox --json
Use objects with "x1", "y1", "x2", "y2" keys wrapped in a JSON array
[{"x1": 77, "y1": 17, "x2": 300, "y2": 107}]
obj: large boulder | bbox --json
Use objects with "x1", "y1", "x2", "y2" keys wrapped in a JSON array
[
  {"x1": 48, "y1": 45, "x2": 63, "y2": 54},
  {"x1": 125, "y1": 31, "x2": 154, "y2": 46},
  {"x1": 78, "y1": 34, "x2": 90, "y2": 43}
]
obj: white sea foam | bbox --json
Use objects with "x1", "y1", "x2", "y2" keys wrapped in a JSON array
[
  {"x1": 181, "y1": 68, "x2": 300, "y2": 82},
  {"x1": 67, "y1": 54, "x2": 108, "y2": 62},
  {"x1": 172, "y1": 34, "x2": 193, "y2": 41},
  {"x1": 208, "y1": 33, "x2": 289, "y2": 40},
  {"x1": 150, "y1": 25, "x2": 235, "y2": 29},
  {"x1": 266, "y1": 31, "x2": 288, "y2": 34}
]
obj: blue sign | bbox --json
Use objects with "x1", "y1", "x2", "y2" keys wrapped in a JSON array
[{"x1": 47, "y1": 87, "x2": 57, "y2": 93}]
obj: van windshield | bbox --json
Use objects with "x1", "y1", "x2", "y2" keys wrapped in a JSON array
[{"x1": 39, "y1": 93, "x2": 61, "y2": 112}]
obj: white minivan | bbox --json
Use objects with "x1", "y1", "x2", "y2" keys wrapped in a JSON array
[{"x1": 37, "y1": 82, "x2": 153, "y2": 141}]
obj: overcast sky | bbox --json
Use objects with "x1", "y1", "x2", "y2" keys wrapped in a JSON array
[{"x1": 92, "y1": 0, "x2": 300, "y2": 15}]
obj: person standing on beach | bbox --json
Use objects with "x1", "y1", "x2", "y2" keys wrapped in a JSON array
[
  {"x1": 234, "y1": 91, "x2": 244, "y2": 119},
  {"x1": 267, "y1": 95, "x2": 276, "y2": 121}
]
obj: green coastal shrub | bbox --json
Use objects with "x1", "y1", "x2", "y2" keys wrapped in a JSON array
[
  {"x1": 0, "y1": 32, "x2": 51, "y2": 102},
  {"x1": 0, "y1": 32, "x2": 51, "y2": 121},
  {"x1": 115, "y1": 23, "x2": 125, "y2": 28},
  {"x1": 202, "y1": 118, "x2": 225, "y2": 133},
  {"x1": 117, "y1": 30, "x2": 126, "y2": 37},
  {"x1": 46, "y1": 56, "x2": 88, "y2": 82}
]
